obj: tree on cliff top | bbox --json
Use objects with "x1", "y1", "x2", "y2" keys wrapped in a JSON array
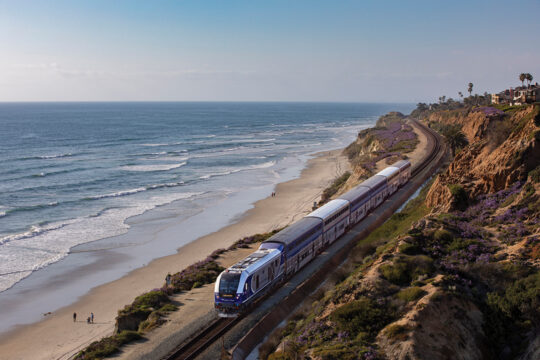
[
  {"x1": 526, "y1": 73, "x2": 533, "y2": 86},
  {"x1": 520, "y1": 73, "x2": 526, "y2": 87},
  {"x1": 468, "y1": 83, "x2": 474, "y2": 96},
  {"x1": 441, "y1": 124, "x2": 468, "y2": 156}
]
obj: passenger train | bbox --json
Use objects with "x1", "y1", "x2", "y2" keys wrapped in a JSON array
[{"x1": 214, "y1": 160, "x2": 411, "y2": 316}]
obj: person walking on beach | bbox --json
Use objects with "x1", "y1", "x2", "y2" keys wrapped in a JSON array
[
  {"x1": 91, "y1": 312, "x2": 94, "y2": 323},
  {"x1": 87, "y1": 316, "x2": 90, "y2": 324},
  {"x1": 73, "y1": 312, "x2": 77, "y2": 322},
  {"x1": 166, "y1": 273, "x2": 171, "y2": 287}
]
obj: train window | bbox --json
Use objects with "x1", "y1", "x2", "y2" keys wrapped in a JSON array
[
  {"x1": 219, "y1": 273, "x2": 240, "y2": 295},
  {"x1": 256, "y1": 275, "x2": 259, "y2": 289}
]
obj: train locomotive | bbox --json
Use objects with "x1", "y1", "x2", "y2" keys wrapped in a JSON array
[{"x1": 214, "y1": 160, "x2": 411, "y2": 316}]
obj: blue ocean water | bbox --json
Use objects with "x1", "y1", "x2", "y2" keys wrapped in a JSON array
[{"x1": 0, "y1": 102, "x2": 414, "y2": 293}]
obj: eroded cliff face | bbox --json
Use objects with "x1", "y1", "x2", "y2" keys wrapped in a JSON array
[
  {"x1": 263, "y1": 104, "x2": 540, "y2": 360},
  {"x1": 426, "y1": 105, "x2": 540, "y2": 211}
]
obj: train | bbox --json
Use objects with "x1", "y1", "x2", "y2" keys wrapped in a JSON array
[{"x1": 214, "y1": 159, "x2": 412, "y2": 316}]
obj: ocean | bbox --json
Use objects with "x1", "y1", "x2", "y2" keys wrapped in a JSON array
[{"x1": 0, "y1": 102, "x2": 414, "y2": 297}]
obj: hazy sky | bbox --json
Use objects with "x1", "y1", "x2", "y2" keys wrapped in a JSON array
[{"x1": 1, "y1": 0, "x2": 539, "y2": 102}]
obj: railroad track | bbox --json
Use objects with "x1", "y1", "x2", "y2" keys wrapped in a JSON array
[
  {"x1": 164, "y1": 317, "x2": 240, "y2": 360},
  {"x1": 409, "y1": 118, "x2": 442, "y2": 178},
  {"x1": 163, "y1": 118, "x2": 444, "y2": 360}
]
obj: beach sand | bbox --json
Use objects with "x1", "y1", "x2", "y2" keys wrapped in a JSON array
[{"x1": 0, "y1": 149, "x2": 350, "y2": 360}]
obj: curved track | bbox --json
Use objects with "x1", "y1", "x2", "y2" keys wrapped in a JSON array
[{"x1": 163, "y1": 118, "x2": 443, "y2": 360}]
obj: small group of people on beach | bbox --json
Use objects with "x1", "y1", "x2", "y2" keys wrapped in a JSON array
[
  {"x1": 73, "y1": 312, "x2": 94, "y2": 324},
  {"x1": 271, "y1": 191, "x2": 276, "y2": 197}
]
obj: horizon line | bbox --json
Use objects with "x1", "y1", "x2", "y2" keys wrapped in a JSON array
[{"x1": 0, "y1": 100, "x2": 416, "y2": 104}]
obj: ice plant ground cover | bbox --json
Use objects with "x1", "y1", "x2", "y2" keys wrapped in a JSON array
[
  {"x1": 262, "y1": 172, "x2": 539, "y2": 360},
  {"x1": 344, "y1": 112, "x2": 418, "y2": 173}
]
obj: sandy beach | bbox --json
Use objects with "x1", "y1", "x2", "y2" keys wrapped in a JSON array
[{"x1": 0, "y1": 149, "x2": 350, "y2": 360}]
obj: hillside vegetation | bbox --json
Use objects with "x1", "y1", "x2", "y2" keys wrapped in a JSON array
[{"x1": 262, "y1": 103, "x2": 540, "y2": 360}]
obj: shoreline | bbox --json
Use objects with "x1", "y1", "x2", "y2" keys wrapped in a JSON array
[{"x1": 0, "y1": 148, "x2": 351, "y2": 360}]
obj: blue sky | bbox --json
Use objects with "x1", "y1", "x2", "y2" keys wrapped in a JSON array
[{"x1": 1, "y1": 0, "x2": 539, "y2": 102}]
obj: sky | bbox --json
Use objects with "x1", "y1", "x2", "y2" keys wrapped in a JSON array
[{"x1": 1, "y1": 0, "x2": 539, "y2": 103}]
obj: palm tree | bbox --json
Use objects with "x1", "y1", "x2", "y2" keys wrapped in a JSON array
[
  {"x1": 468, "y1": 83, "x2": 473, "y2": 96},
  {"x1": 519, "y1": 73, "x2": 526, "y2": 87},
  {"x1": 442, "y1": 124, "x2": 468, "y2": 156},
  {"x1": 526, "y1": 73, "x2": 533, "y2": 86},
  {"x1": 458, "y1": 91, "x2": 463, "y2": 99}
]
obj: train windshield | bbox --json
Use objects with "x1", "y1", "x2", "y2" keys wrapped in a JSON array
[{"x1": 219, "y1": 273, "x2": 241, "y2": 295}]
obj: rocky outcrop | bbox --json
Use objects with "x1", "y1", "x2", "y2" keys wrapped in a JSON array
[
  {"x1": 378, "y1": 292, "x2": 490, "y2": 360},
  {"x1": 426, "y1": 105, "x2": 540, "y2": 211}
]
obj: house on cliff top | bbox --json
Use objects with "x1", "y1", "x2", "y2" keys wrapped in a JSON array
[{"x1": 492, "y1": 83, "x2": 540, "y2": 105}]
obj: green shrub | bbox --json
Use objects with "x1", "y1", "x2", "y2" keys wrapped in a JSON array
[
  {"x1": 380, "y1": 261, "x2": 409, "y2": 285},
  {"x1": 329, "y1": 296, "x2": 394, "y2": 339},
  {"x1": 320, "y1": 172, "x2": 351, "y2": 205},
  {"x1": 448, "y1": 184, "x2": 468, "y2": 210},
  {"x1": 344, "y1": 141, "x2": 365, "y2": 161},
  {"x1": 131, "y1": 290, "x2": 169, "y2": 311},
  {"x1": 434, "y1": 229, "x2": 453, "y2": 243},
  {"x1": 268, "y1": 352, "x2": 295, "y2": 360},
  {"x1": 484, "y1": 271, "x2": 540, "y2": 357},
  {"x1": 159, "y1": 303, "x2": 178, "y2": 312},
  {"x1": 396, "y1": 287, "x2": 427, "y2": 302},
  {"x1": 74, "y1": 331, "x2": 142, "y2": 360},
  {"x1": 138, "y1": 311, "x2": 164, "y2": 332},
  {"x1": 312, "y1": 343, "x2": 360, "y2": 360},
  {"x1": 115, "y1": 330, "x2": 142, "y2": 345},
  {"x1": 529, "y1": 166, "x2": 540, "y2": 183},
  {"x1": 380, "y1": 256, "x2": 433, "y2": 286},
  {"x1": 447, "y1": 238, "x2": 478, "y2": 252},
  {"x1": 487, "y1": 272, "x2": 540, "y2": 322},
  {"x1": 171, "y1": 261, "x2": 225, "y2": 292},
  {"x1": 398, "y1": 242, "x2": 421, "y2": 255},
  {"x1": 384, "y1": 324, "x2": 410, "y2": 341}
]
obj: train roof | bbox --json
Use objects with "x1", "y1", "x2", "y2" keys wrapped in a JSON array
[
  {"x1": 305, "y1": 199, "x2": 349, "y2": 221},
  {"x1": 376, "y1": 166, "x2": 400, "y2": 178},
  {"x1": 391, "y1": 160, "x2": 411, "y2": 170},
  {"x1": 263, "y1": 217, "x2": 322, "y2": 247},
  {"x1": 227, "y1": 248, "x2": 280, "y2": 273},
  {"x1": 359, "y1": 175, "x2": 386, "y2": 190},
  {"x1": 338, "y1": 185, "x2": 371, "y2": 203}
]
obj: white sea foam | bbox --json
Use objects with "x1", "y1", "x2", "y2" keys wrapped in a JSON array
[
  {"x1": 0, "y1": 222, "x2": 72, "y2": 246},
  {"x1": 0, "y1": 191, "x2": 203, "y2": 292},
  {"x1": 39, "y1": 153, "x2": 73, "y2": 159},
  {"x1": 87, "y1": 187, "x2": 147, "y2": 200},
  {"x1": 200, "y1": 161, "x2": 276, "y2": 180},
  {"x1": 146, "y1": 181, "x2": 185, "y2": 190},
  {"x1": 141, "y1": 143, "x2": 169, "y2": 147},
  {"x1": 200, "y1": 170, "x2": 235, "y2": 180},
  {"x1": 249, "y1": 161, "x2": 276, "y2": 169},
  {"x1": 120, "y1": 162, "x2": 186, "y2": 172}
]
